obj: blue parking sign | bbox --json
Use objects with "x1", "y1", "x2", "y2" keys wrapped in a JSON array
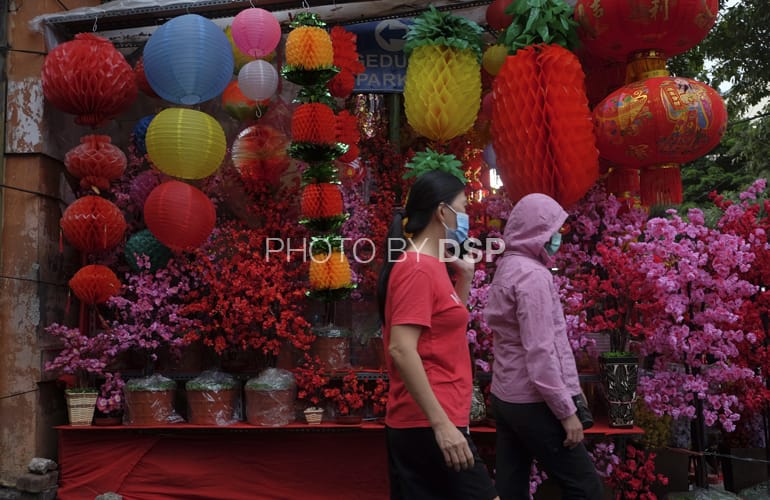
[{"x1": 346, "y1": 18, "x2": 412, "y2": 93}]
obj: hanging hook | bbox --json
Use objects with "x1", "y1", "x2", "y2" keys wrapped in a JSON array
[
  {"x1": 249, "y1": 0, "x2": 255, "y2": 7},
  {"x1": 255, "y1": 106, "x2": 263, "y2": 120},
  {"x1": 302, "y1": 0, "x2": 310, "y2": 10},
  {"x1": 92, "y1": 16, "x2": 98, "y2": 32}
]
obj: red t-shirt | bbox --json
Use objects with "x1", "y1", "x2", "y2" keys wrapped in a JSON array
[{"x1": 383, "y1": 251, "x2": 472, "y2": 428}]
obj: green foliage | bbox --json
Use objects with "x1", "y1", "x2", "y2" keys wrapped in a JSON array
[
  {"x1": 404, "y1": 6, "x2": 484, "y2": 62},
  {"x1": 499, "y1": 0, "x2": 579, "y2": 52},
  {"x1": 290, "y1": 12, "x2": 327, "y2": 29},
  {"x1": 403, "y1": 148, "x2": 466, "y2": 184}
]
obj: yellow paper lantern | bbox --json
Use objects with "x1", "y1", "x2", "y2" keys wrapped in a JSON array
[{"x1": 146, "y1": 108, "x2": 226, "y2": 180}]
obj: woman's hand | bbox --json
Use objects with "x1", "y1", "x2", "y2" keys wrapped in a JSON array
[{"x1": 433, "y1": 421, "x2": 475, "y2": 471}]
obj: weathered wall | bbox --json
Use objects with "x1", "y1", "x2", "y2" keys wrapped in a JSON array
[{"x1": 0, "y1": 0, "x2": 97, "y2": 486}]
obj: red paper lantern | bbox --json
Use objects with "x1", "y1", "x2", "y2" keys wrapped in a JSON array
[
  {"x1": 60, "y1": 196, "x2": 127, "y2": 253},
  {"x1": 593, "y1": 76, "x2": 727, "y2": 168},
  {"x1": 486, "y1": 0, "x2": 515, "y2": 31},
  {"x1": 143, "y1": 181, "x2": 216, "y2": 252},
  {"x1": 231, "y1": 124, "x2": 290, "y2": 189},
  {"x1": 491, "y1": 44, "x2": 599, "y2": 208},
  {"x1": 574, "y1": 0, "x2": 719, "y2": 62},
  {"x1": 42, "y1": 33, "x2": 138, "y2": 127},
  {"x1": 69, "y1": 264, "x2": 121, "y2": 305},
  {"x1": 64, "y1": 135, "x2": 127, "y2": 192}
]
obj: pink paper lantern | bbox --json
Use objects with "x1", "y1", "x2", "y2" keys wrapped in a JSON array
[
  {"x1": 231, "y1": 8, "x2": 282, "y2": 58},
  {"x1": 238, "y1": 60, "x2": 279, "y2": 101}
]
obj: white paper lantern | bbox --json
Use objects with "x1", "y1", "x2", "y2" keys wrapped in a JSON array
[{"x1": 237, "y1": 60, "x2": 279, "y2": 101}]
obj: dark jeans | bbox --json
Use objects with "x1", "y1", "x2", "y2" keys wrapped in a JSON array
[
  {"x1": 386, "y1": 426, "x2": 498, "y2": 500},
  {"x1": 491, "y1": 395, "x2": 603, "y2": 500}
]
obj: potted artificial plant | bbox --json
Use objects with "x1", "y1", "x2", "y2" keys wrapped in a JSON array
[
  {"x1": 185, "y1": 370, "x2": 240, "y2": 425},
  {"x1": 245, "y1": 367, "x2": 296, "y2": 426},
  {"x1": 124, "y1": 374, "x2": 182, "y2": 425}
]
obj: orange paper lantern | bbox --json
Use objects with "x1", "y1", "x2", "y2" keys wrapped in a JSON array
[
  {"x1": 69, "y1": 264, "x2": 121, "y2": 305},
  {"x1": 60, "y1": 196, "x2": 127, "y2": 253},
  {"x1": 491, "y1": 44, "x2": 599, "y2": 208}
]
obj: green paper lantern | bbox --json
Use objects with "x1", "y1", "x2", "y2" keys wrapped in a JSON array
[{"x1": 125, "y1": 229, "x2": 173, "y2": 272}]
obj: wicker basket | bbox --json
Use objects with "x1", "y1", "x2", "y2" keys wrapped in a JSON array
[
  {"x1": 303, "y1": 407, "x2": 324, "y2": 425},
  {"x1": 65, "y1": 391, "x2": 98, "y2": 426}
]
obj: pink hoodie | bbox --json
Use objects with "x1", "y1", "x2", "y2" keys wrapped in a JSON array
[{"x1": 484, "y1": 193, "x2": 581, "y2": 420}]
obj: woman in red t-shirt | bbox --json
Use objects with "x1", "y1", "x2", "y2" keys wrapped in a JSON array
[{"x1": 377, "y1": 170, "x2": 498, "y2": 500}]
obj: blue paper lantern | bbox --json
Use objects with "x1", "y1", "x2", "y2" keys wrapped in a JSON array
[
  {"x1": 132, "y1": 114, "x2": 155, "y2": 156},
  {"x1": 143, "y1": 14, "x2": 234, "y2": 105}
]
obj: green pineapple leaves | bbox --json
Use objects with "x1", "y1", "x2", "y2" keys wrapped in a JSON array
[
  {"x1": 500, "y1": 0, "x2": 580, "y2": 52},
  {"x1": 405, "y1": 6, "x2": 484, "y2": 63},
  {"x1": 403, "y1": 149, "x2": 467, "y2": 184}
]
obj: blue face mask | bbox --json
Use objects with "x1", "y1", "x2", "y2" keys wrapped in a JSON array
[
  {"x1": 443, "y1": 205, "x2": 470, "y2": 245},
  {"x1": 545, "y1": 232, "x2": 562, "y2": 255}
]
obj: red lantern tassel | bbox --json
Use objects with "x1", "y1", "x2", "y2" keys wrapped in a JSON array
[
  {"x1": 605, "y1": 166, "x2": 640, "y2": 200},
  {"x1": 640, "y1": 164, "x2": 683, "y2": 207}
]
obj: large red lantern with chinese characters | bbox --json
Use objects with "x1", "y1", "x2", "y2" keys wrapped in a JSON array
[
  {"x1": 492, "y1": 44, "x2": 599, "y2": 208},
  {"x1": 60, "y1": 196, "x2": 127, "y2": 254},
  {"x1": 594, "y1": 76, "x2": 727, "y2": 206},
  {"x1": 143, "y1": 181, "x2": 216, "y2": 252},
  {"x1": 593, "y1": 76, "x2": 727, "y2": 168},
  {"x1": 69, "y1": 264, "x2": 121, "y2": 305},
  {"x1": 42, "y1": 33, "x2": 138, "y2": 127},
  {"x1": 64, "y1": 135, "x2": 127, "y2": 192},
  {"x1": 574, "y1": 0, "x2": 719, "y2": 62}
]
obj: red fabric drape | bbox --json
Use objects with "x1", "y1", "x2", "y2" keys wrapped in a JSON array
[{"x1": 57, "y1": 426, "x2": 389, "y2": 500}]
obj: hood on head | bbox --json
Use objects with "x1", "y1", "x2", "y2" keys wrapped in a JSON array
[{"x1": 502, "y1": 193, "x2": 568, "y2": 262}]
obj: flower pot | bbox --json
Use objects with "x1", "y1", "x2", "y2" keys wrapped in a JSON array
[
  {"x1": 311, "y1": 325, "x2": 351, "y2": 371},
  {"x1": 303, "y1": 407, "x2": 324, "y2": 425},
  {"x1": 124, "y1": 389, "x2": 177, "y2": 425},
  {"x1": 245, "y1": 388, "x2": 295, "y2": 426},
  {"x1": 187, "y1": 389, "x2": 239, "y2": 426},
  {"x1": 598, "y1": 354, "x2": 639, "y2": 428},
  {"x1": 65, "y1": 390, "x2": 98, "y2": 426}
]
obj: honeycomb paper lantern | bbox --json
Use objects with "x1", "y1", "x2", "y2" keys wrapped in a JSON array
[
  {"x1": 574, "y1": 0, "x2": 719, "y2": 62},
  {"x1": 145, "y1": 108, "x2": 226, "y2": 179},
  {"x1": 143, "y1": 14, "x2": 234, "y2": 105},
  {"x1": 231, "y1": 8, "x2": 281, "y2": 58},
  {"x1": 285, "y1": 23, "x2": 334, "y2": 70},
  {"x1": 238, "y1": 60, "x2": 279, "y2": 101},
  {"x1": 593, "y1": 76, "x2": 728, "y2": 168},
  {"x1": 60, "y1": 196, "x2": 127, "y2": 253},
  {"x1": 69, "y1": 264, "x2": 121, "y2": 305},
  {"x1": 309, "y1": 251, "x2": 352, "y2": 291},
  {"x1": 41, "y1": 33, "x2": 137, "y2": 127},
  {"x1": 124, "y1": 229, "x2": 173, "y2": 272},
  {"x1": 231, "y1": 124, "x2": 290, "y2": 188},
  {"x1": 491, "y1": 44, "x2": 599, "y2": 208},
  {"x1": 64, "y1": 135, "x2": 127, "y2": 191},
  {"x1": 129, "y1": 169, "x2": 164, "y2": 210},
  {"x1": 143, "y1": 180, "x2": 216, "y2": 252},
  {"x1": 301, "y1": 183, "x2": 344, "y2": 219},
  {"x1": 291, "y1": 103, "x2": 338, "y2": 145}
]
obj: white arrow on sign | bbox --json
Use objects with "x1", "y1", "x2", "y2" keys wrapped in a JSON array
[{"x1": 374, "y1": 19, "x2": 409, "y2": 52}]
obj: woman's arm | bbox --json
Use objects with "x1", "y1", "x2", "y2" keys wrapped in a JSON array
[{"x1": 389, "y1": 324, "x2": 474, "y2": 471}]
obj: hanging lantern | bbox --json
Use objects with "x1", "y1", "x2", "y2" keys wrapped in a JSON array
[
  {"x1": 41, "y1": 33, "x2": 137, "y2": 127},
  {"x1": 143, "y1": 14, "x2": 234, "y2": 105},
  {"x1": 64, "y1": 135, "x2": 127, "y2": 192},
  {"x1": 132, "y1": 114, "x2": 155, "y2": 156},
  {"x1": 284, "y1": 13, "x2": 334, "y2": 71},
  {"x1": 231, "y1": 8, "x2": 281, "y2": 58},
  {"x1": 604, "y1": 164, "x2": 641, "y2": 200},
  {"x1": 237, "y1": 60, "x2": 279, "y2": 101},
  {"x1": 492, "y1": 44, "x2": 599, "y2": 207},
  {"x1": 593, "y1": 76, "x2": 727, "y2": 168},
  {"x1": 60, "y1": 196, "x2": 127, "y2": 254},
  {"x1": 143, "y1": 180, "x2": 216, "y2": 252},
  {"x1": 222, "y1": 80, "x2": 269, "y2": 122},
  {"x1": 482, "y1": 44, "x2": 508, "y2": 76},
  {"x1": 145, "y1": 108, "x2": 226, "y2": 180},
  {"x1": 574, "y1": 0, "x2": 719, "y2": 62},
  {"x1": 404, "y1": 9, "x2": 483, "y2": 143},
  {"x1": 225, "y1": 25, "x2": 256, "y2": 74},
  {"x1": 134, "y1": 57, "x2": 158, "y2": 98},
  {"x1": 231, "y1": 124, "x2": 290, "y2": 189},
  {"x1": 309, "y1": 238, "x2": 353, "y2": 292},
  {"x1": 129, "y1": 169, "x2": 164, "y2": 211},
  {"x1": 301, "y1": 183, "x2": 344, "y2": 219},
  {"x1": 486, "y1": 0, "x2": 515, "y2": 32},
  {"x1": 291, "y1": 103, "x2": 338, "y2": 145},
  {"x1": 124, "y1": 229, "x2": 173, "y2": 273},
  {"x1": 69, "y1": 264, "x2": 121, "y2": 305}
]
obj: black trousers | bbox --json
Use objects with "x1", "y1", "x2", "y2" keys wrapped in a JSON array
[{"x1": 491, "y1": 396, "x2": 604, "y2": 500}]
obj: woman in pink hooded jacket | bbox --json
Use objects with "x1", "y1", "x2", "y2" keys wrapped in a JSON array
[{"x1": 484, "y1": 193, "x2": 602, "y2": 499}]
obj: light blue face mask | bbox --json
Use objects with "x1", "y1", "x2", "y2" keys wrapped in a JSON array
[
  {"x1": 443, "y1": 205, "x2": 470, "y2": 245},
  {"x1": 545, "y1": 232, "x2": 562, "y2": 256}
]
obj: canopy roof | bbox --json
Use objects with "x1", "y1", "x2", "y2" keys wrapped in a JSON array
[{"x1": 31, "y1": 0, "x2": 494, "y2": 50}]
